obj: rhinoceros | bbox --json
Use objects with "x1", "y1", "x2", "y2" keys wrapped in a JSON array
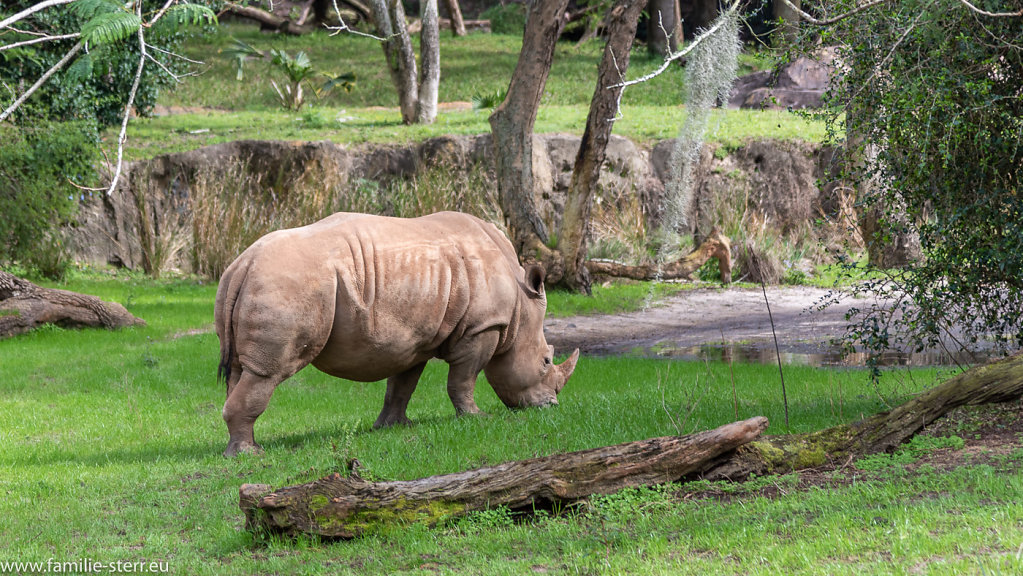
[{"x1": 215, "y1": 211, "x2": 580, "y2": 456}]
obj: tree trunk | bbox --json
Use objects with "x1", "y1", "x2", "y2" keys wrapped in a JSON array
[
  {"x1": 680, "y1": 0, "x2": 718, "y2": 36},
  {"x1": 773, "y1": 0, "x2": 801, "y2": 47},
  {"x1": 369, "y1": 0, "x2": 419, "y2": 124},
  {"x1": 488, "y1": 0, "x2": 570, "y2": 277},
  {"x1": 646, "y1": 0, "x2": 678, "y2": 56},
  {"x1": 0, "y1": 270, "x2": 144, "y2": 339},
  {"x1": 701, "y1": 352, "x2": 1023, "y2": 480},
  {"x1": 442, "y1": 0, "x2": 466, "y2": 36},
  {"x1": 415, "y1": 0, "x2": 440, "y2": 124},
  {"x1": 559, "y1": 0, "x2": 648, "y2": 294},
  {"x1": 239, "y1": 417, "x2": 769, "y2": 538},
  {"x1": 586, "y1": 227, "x2": 732, "y2": 282}
]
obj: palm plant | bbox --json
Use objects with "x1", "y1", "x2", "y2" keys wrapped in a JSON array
[{"x1": 225, "y1": 39, "x2": 354, "y2": 110}]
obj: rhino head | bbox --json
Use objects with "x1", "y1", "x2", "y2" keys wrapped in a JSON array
[{"x1": 484, "y1": 264, "x2": 580, "y2": 408}]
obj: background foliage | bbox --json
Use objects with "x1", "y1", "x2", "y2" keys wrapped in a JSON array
[
  {"x1": 0, "y1": 0, "x2": 214, "y2": 275},
  {"x1": 811, "y1": 0, "x2": 1023, "y2": 358}
]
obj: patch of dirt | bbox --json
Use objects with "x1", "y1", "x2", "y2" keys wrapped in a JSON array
[{"x1": 545, "y1": 285, "x2": 864, "y2": 357}]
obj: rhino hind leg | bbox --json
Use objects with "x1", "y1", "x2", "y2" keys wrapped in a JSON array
[
  {"x1": 373, "y1": 362, "x2": 427, "y2": 429},
  {"x1": 222, "y1": 369, "x2": 285, "y2": 457}
]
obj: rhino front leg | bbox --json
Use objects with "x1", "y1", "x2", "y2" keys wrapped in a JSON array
[
  {"x1": 222, "y1": 369, "x2": 283, "y2": 457},
  {"x1": 445, "y1": 331, "x2": 499, "y2": 416},
  {"x1": 373, "y1": 362, "x2": 426, "y2": 429}
]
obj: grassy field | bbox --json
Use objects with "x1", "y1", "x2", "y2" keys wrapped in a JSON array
[
  {"x1": 3, "y1": 272, "x2": 1020, "y2": 575},
  {"x1": 114, "y1": 24, "x2": 829, "y2": 159}
]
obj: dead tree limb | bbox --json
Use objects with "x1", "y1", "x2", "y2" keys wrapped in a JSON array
[
  {"x1": 701, "y1": 352, "x2": 1023, "y2": 480},
  {"x1": 239, "y1": 416, "x2": 769, "y2": 538},
  {"x1": 0, "y1": 270, "x2": 144, "y2": 339},
  {"x1": 586, "y1": 227, "x2": 732, "y2": 283},
  {"x1": 223, "y1": 3, "x2": 315, "y2": 35}
]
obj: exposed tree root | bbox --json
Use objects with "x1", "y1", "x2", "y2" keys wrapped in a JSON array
[{"x1": 586, "y1": 227, "x2": 732, "y2": 283}]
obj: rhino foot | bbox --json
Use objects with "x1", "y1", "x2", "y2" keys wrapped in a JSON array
[
  {"x1": 373, "y1": 413, "x2": 413, "y2": 429},
  {"x1": 224, "y1": 440, "x2": 264, "y2": 458}
]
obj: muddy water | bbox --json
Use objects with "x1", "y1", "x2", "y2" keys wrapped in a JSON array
[{"x1": 639, "y1": 343, "x2": 995, "y2": 368}]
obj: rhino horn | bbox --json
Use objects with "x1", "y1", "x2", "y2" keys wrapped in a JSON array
[{"x1": 551, "y1": 348, "x2": 580, "y2": 395}]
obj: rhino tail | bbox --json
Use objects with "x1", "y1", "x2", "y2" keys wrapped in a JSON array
[{"x1": 215, "y1": 258, "x2": 251, "y2": 394}]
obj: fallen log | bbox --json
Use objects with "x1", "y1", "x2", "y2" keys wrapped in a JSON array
[
  {"x1": 586, "y1": 227, "x2": 732, "y2": 283},
  {"x1": 407, "y1": 18, "x2": 490, "y2": 35},
  {"x1": 239, "y1": 416, "x2": 769, "y2": 538},
  {"x1": 222, "y1": 2, "x2": 316, "y2": 35},
  {"x1": 0, "y1": 270, "x2": 144, "y2": 339},
  {"x1": 701, "y1": 352, "x2": 1023, "y2": 480}
]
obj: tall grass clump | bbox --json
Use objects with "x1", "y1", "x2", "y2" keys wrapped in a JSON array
[
  {"x1": 384, "y1": 161, "x2": 501, "y2": 223},
  {"x1": 190, "y1": 160, "x2": 342, "y2": 278},
  {"x1": 133, "y1": 167, "x2": 190, "y2": 279}
]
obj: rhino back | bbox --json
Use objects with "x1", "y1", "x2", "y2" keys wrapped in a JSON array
[{"x1": 297, "y1": 212, "x2": 523, "y2": 381}]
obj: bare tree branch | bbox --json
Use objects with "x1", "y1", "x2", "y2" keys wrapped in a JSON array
[
  {"x1": 105, "y1": 2, "x2": 147, "y2": 196},
  {"x1": 774, "y1": 0, "x2": 1020, "y2": 28},
  {"x1": 148, "y1": 0, "x2": 179, "y2": 27},
  {"x1": 608, "y1": 0, "x2": 739, "y2": 95},
  {"x1": 954, "y1": 0, "x2": 1022, "y2": 17},
  {"x1": 0, "y1": 0, "x2": 80, "y2": 31},
  {"x1": 773, "y1": 0, "x2": 890, "y2": 26},
  {"x1": 0, "y1": 32, "x2": 80, "y2": 51},
  {"x1": 0, "y1": 40, "x2": 84, "y2": 123},
  {"x1": 327, "y1": 0, "x2": 388, "y2": 40}
]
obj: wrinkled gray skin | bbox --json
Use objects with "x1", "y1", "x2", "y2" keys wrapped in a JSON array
[{"x1": 215, "y1": 212, "x2": 580, "y2": 457}]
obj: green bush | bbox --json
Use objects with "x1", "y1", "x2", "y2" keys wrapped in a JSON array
[
  {"x1": 481, "y1": 3, "x2": 527, "y2": 35},
  {"x1": 0, "y1": 121, "x2": 98, "y2": 278}
]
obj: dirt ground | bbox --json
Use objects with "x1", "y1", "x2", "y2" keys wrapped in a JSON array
[{"x1": 544, "y1": 285, "x2": 873, "y2": 358}]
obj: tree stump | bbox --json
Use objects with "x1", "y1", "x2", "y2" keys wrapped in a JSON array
[
  {"x1": 0, "y1": 270, "x2": 144, "y2": 339},
  {"x1": 240, "y1": 417, "x2": 769, "y2": 538}
]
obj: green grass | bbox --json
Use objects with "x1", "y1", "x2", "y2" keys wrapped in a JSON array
[
  {"x1": 166, "y1": 24, "x2": 773, "y2": 110},
  {"x1": 119, "y1": 105, "x2": 823, "y2": 160},
  {"x1": 4, "y1": 273, "x2": 1019, "y2": 574},
  {"x1": 113, "y1": 25, "x2": 829, "y2": 160},
  {"x1": 546, "y1": 280, "x2": 692, "y2": 317}
]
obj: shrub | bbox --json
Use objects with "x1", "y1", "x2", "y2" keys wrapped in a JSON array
[
  {"x1": 0, "y1": 121, "x2": 98, "y2": 278},
  {"x1": 481, "y1": 4, "x2": 527, "y2": 35}
]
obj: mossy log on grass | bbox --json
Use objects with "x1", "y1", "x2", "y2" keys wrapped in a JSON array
[
  {"x1": 586, "y1": 227, "x2": 733, "y2": 283},
  {"x1": 239, "y1": 416, "x2": 769, "y2": 538},
  {"x1": 0, "y1": 270, "x2": 144, "y2": 339},
  {"x1": 701, "y1": 352, "x2": 1023, "y2": 480}
]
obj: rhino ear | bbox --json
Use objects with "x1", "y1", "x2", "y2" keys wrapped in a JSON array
[{"x1": 522, "y1": 263, "x2": 546, "y2": 299}]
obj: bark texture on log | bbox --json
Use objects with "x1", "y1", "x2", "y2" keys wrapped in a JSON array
[
  {"x1": 586, "y1": 227, "x2": 732, "y2": 283},
  {"x1": 701, "y1": 352, "x2": 1023, "y2": 480},
  {"x1": 559, "y1": 0, "x2": 648, "y2": 294},
  {"x1": 0, "y1": 270, "x2": 144, "y2": 339},
  {"x1": 240, "y1": 417, "x2": 769, "y2": 538}
]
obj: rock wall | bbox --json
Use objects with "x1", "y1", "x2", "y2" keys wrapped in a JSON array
[{"x1": 65, "y1": 134, "x2": 855, "y2": 274}]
